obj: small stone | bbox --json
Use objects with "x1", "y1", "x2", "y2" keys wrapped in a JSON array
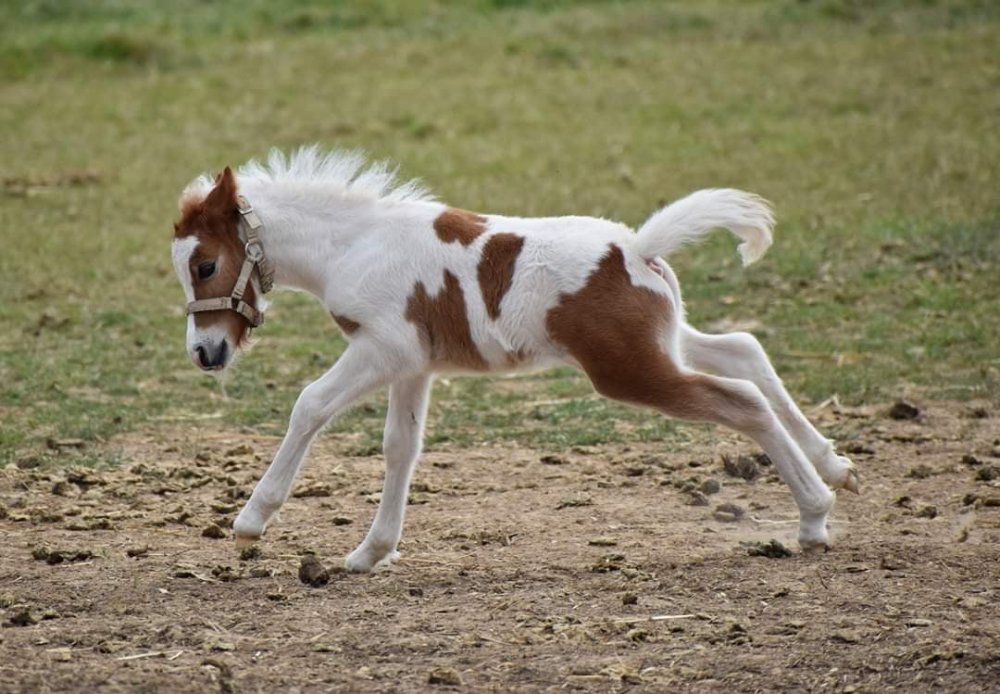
[
  {"x1": 684, "y1": 490, "x2": 710, "y2": 506},
  {"x1": 714, "y1": 503, "x2": 745, "y2": 522},
  {"x1": 225, "y1": 444, "x2": 253, "y2": 457},
  {"x1": 7, "y1": 609, "x2": 37, "y2": 627},
  {"x1": 212, "y1": 565, "x2": 239, "y2": 582},
  {"x1": 51, "y1": 481, "x2": 74, "y2": 496},
  {"x1": 47, "y1": 647, "x2": 72, "y2": 662},
  {"x1": 126, "y1": 546, "x2": 150, "y2": 558},
  {"x1": 298, "y1": 555, "x2": 330, "y2": 587},
  {"x1": 428, "y1": 666, "x2": 463, "y2": 686},
  {"x1": 588, "y1": 536, "x2": 618, "y2": 547},
  {"x1": 622, "y1": 592, "x2": 638, "y2": 605},
  {"x1": 699, "y1": 478, "x2": 721, "y2": 495},
  {"x1": 292, "y1": 483, "x2": 332, "y2": 498},
  {"x1": 539, "y1": 455, "x2": 567, "y2": 465},
  {"x1": 331, "y1": 517, "x2": 353, "y2": 526},
  {"x1": 248, "y1": 567, "x2": 273, "y2": 578},
  {"x1": 205, "y1": 638, "x2": 236, "y2": 652},
  {"x1": 845, "y1": 442, "x2": 875, "y2": 455},
  {"x1": 975, "y1": 466, "x2": 998, "y2": 482},
  {"x1": 888, "y1": 401, "x2": 920, "y2": 420},
  {"x1": 626, "y1": 627, "x2": 651, "y2": 642},
  {"x1": 16, "y1": 456, "x2": 43, "y2": 469},
  {"x1": 915, "y1": 505, "x2": 938, "y2": 519},
  {"x1": 591, "y1": 554, "x2": 626, "y2": 573},
  {"x1": 880, "y1": 556, "x2": 905, "y2": 571},
  {"x1": 961, "y1": 454, "x2": 983, "y2": 466},
  {"x1": 202, "y1": 524, "x2": 227, "y2": 539},
  {"x1": 907, "y1": 465, "x2": 934, "y2": 479},
  {"x1": 408, "y1": 587, "x2": 424, "y2": 597},
  {"x1": 830, "y1": 630, "x2": 861, "y2": 644}
]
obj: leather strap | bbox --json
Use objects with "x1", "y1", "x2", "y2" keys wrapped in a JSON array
[{"x1": 185, "y1": 194, "x2": 273, "y2": 328}]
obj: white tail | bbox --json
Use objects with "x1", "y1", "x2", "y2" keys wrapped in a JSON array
[{"x1": 631, "y1": 189, "x2": 775, "y2": 266}]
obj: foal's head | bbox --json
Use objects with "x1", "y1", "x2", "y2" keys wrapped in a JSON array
[{"x1": 171, "y1": 167, "x2": 261, "y2": 372}]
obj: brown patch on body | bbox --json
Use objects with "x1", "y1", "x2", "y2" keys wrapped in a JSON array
[
  {"x1": 434, "y1": 209, "x2": 487, "y2": 246},
  {"x1": 331, "y1": 313, "x2": 360, "y2": 335},
  {"x1": 405, "y1": 271, "x2": 487, "y2": 370},
  {"x1": 546, "y1": 245, "x2": 760, "y2": 425},
  {"x1": 173, "y1": 167, "x2": 254, "y2": 347},
  {"x1": 477, "y1": 233, "x2": 525, "y2": 320}
]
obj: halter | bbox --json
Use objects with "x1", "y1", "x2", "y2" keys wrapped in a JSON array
[{"x1": 185, "y1": 195, "x2": 275, "y2": 328}]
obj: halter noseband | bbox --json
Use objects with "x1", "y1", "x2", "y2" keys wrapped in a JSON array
[{"x1": 185, "y1": 195, "x2": 275, "y2": 328}]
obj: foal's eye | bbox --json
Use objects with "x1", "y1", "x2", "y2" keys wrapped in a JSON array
[{"x1": 197, "y1": 261, "x2": 217, "y2": 280}]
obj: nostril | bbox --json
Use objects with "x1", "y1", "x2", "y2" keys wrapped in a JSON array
[
  {"x1": 217, "y1": 341, "x2": 228, "y2": 367},
  {"x1": 195, "y1": 345, "x2": 208, "y2": 367}
]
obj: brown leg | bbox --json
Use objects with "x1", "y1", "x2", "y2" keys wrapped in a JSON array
[{"x1": 585, "y1": 357, "x2": 835, "y2": 550}]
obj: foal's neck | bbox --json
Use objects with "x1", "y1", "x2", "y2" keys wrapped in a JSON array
[{"x1": 240, "y1": 181, "x2": 427, "y2": 299}]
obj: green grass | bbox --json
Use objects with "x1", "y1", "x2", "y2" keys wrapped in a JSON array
[{"x1": 1, "y1": 0, "x2": 998, "y2": 465}]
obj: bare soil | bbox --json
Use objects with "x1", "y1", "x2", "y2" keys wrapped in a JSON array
[{"x1": 1, "y1": 400, "x2": 998, "y2": 692}]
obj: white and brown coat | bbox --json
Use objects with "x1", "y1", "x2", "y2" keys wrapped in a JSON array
[{"x1": 172, "y1": 147, "x2": 857, "y2": 572}]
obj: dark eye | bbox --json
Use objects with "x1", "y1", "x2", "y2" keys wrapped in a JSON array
[{"x1": 197, "y1": 261, "x2": 217, "y2": 280}]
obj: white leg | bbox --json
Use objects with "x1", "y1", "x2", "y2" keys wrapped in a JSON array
[
  {"x1": 681, "y1": 326, "x2": 858, "y2": 493},
  {"x1": 663, "y1": 373, "x2": 835, "y2": 551},
  {"x1": 345, "y1": 374, "x2": 433, "y2": 572},
  {"x1": 233, "y1": 343, "x2": 396, "y2": 546}
]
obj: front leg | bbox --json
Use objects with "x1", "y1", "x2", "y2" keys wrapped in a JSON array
[
  {"x1": 233, "y1": 343, "x2": 394, "y2": 547},
  {"x1": 345, "y1": 373, "x2": 433, "y2": 572}
]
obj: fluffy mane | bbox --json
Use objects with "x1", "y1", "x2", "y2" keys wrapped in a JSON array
[{"x1": 182, "y1": 146, "x2": 435, "y2": 206}]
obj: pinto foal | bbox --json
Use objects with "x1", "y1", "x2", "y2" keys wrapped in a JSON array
[{"x1": 172, "y1": 148, "x2": 857, "y2": 572}]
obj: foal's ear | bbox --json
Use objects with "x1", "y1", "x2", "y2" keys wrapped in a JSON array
[{"x1": 204, "y1": 166, "x2": 238, "y2": 216}]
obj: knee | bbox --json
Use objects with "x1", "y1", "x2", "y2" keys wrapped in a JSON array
[
  {"x1": 290, "y1": 384, "x2": 328, "y2": 433},
  {"x1": 727, "y1": 331, "x2": 766, "y2": 359},
  {"x1": 711, "y1": 378, "x2": 774, "y2": 432}
]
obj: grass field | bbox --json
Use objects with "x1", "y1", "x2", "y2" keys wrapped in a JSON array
[{"x1": 1, "y1": 0, "x2": 998, "y2": 466}]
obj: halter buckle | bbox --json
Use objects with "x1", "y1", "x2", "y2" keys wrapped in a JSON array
[{"x1": 245, "y1": 240, "x2": 264, "y2": 262}]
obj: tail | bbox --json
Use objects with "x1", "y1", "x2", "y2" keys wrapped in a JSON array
[{"x1": 631, "y1": 189, "x2": 775, "y2": 266}]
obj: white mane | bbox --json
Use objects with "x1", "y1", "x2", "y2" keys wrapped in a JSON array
[{"x1": 183, "y1": 146, "x2": 435, "y2": 205}]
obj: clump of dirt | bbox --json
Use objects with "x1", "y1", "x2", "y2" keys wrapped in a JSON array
[
  {"x1": 721, "y1": 454, "x2": 761, "y2": 481},
  {"x1": 298, "y1": 554, "x2": 331, "y2": 587},
  {"x1": 888, "y1": 400, "x2": 921, "y2": 420},
  {"x1": 746, "y1": 539, "x2": 792, "y2": 558}
]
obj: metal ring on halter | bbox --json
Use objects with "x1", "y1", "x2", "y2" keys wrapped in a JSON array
[{"x1": 245, "y1": 241, "x2": 264, "y2": 262}]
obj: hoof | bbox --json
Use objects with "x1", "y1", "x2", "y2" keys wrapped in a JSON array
[
  {"x1": 800, "y1": 540, "x2": 830, "y2": 555},
  {"x1": 842, "y1": 467, "x2": 860, "y2": 494},
  {"x1": 829, "y1": 455, "x2": 860, "y2": 494},
  {"x1": 345, "y1": 546, "x2": 399, "y2": 573}
]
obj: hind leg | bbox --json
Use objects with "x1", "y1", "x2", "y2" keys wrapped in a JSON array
[
  {"x1": 680, "y1": 325, "x2": 858, "y2": 494},
  {"x1": 587, "y1": 362, "x2": 834, "y2": 551}
]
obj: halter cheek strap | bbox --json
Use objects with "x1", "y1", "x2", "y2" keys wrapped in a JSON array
[{"x1": 186, "y1": 195, "x2": 275, "y2": 328}]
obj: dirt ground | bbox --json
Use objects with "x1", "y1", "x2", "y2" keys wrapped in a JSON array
[{"x1": 1, "y1": 399, "x2": 998, "y2": 693}]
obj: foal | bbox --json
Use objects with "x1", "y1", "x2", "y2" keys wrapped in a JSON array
[{"x1": 171, "y1": 147, "x2": 857, "y2": 571}]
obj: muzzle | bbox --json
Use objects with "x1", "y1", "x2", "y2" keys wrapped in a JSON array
[{"x1": 185, "y1": 195, "x2": 275, "y2": 328}]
